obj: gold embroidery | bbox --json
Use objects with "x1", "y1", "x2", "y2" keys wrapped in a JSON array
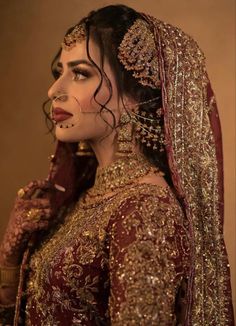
[
  {"x1": 25, "y1": 183, "x2": 189, "y2": 325},
  {"x1": 148, "y1": 17, "x2": 232, "y2": 324},
  {"x1": 109, "y1": 193, "x2": 189, "y2": 325}
]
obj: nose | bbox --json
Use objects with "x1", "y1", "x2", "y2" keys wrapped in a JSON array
[
  {"x1": 48, "y1": 80, "x2": 57, "y2": 100},
  {"x1": 48, "y1": 78, "x2": 68, "y2": 101}
]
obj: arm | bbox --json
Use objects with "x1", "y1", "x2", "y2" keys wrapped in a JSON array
[
  {"x1": 108, "y1": 193, "x2": 188, "y2": 325},
  {"x1": 0, "y1": 180, "x2": 54, "y2": 324}
]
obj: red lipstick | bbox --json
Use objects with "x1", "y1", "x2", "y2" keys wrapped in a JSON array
[{"x1": 52, "y1": 107, "x2": 73, "y2": 122}]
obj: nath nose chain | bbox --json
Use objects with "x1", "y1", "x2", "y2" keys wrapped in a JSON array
[{"x1": 50, "y1": 94, "x2": 81, "y2": 129}]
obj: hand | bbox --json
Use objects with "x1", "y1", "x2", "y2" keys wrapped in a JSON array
[{"x1": 0, "y1": 180, "x2": 55, "y2": 265}]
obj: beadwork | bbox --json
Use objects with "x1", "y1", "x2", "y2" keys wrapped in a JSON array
[
  {"x1": 130, "y1": 107, "x2": 165, "y2": 151},
  {"x1": 118, "y1": 97, "x2": 165, "y2": 152},
  {"x1": 118, "y1": 19, "x2": 161, "y2": 89},
  {"x1": 62, "y1": 24, "x2": 86, "y2": 50},
  {"x1": 85, "y1": 153, "x2": 162, "y2": 200}
]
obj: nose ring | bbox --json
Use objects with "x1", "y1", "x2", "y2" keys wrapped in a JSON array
[{"x1": 53, "y1": 93, "x2": 68, "y2": 101}]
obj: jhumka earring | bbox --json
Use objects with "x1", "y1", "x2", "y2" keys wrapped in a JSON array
[
  {"x1": 117, "y1": 111, "x2": 134, "y2": 157},
  {"x1": 76, "y1": 141, "x2": 94, "y2": 157}
]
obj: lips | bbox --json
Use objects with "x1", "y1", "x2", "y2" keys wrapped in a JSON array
[{"x1": 52, "y1": 107, "x2": 73, "y2": 122}]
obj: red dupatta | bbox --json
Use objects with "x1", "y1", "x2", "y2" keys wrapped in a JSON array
[
  {"x1": 14, "y1": 15, "x2": 234, "y2": 326},
  {"x1": 142, "y1": 14, "x2": 234, "y2": 325}
]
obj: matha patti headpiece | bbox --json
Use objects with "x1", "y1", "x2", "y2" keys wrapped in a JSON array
[
  {"x1": 62, "y1": 24, "x2": 86, "y2": 50},
  {"x1": 118, "y1": 19, "x2": 161, "y2": 89}
]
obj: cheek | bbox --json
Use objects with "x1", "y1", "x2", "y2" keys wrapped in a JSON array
[
  {"x1": 69, "y1": 84, "x2": 101, "y2": 113},
  {"x1": 69, "y1": 74, "x2": 118, "y2": 114},
  {"x1": 82, "y1": 78, "x2": 116, "y2": 111},
  {"x1": 94, "y1": 87, "x2": 110, "y2": 104},
  {"x1": 78, "y1": 93, "x2": 111, "y2": 114}
]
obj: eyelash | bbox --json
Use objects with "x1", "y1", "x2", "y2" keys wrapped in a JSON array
[
  {"x1": 52, "y1": 68, "x2": 90, "y2": 81},
  {"x1": 72, "y1": 68, "x2": 89, "y2": 81}
]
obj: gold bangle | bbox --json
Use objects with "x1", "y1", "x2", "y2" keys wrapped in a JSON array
[{"x1": 0, "y1": 265, "x2": 20, "y2": 287}]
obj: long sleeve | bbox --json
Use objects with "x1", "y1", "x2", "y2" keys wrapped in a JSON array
[{"x1": 108, "y1": 187, "x2": 189, "y2": 325}]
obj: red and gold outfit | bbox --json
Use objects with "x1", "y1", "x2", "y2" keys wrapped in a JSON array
[
  {"x1": 25, "y1": 179, "x2": 189, "y2": 325},
  {"x1": 0, "y1": 8, "x2": 234, "y2": 326}
]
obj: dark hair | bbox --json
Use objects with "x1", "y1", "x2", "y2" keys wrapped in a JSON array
[{"x1": 45, "y1": 4, "x2": 172, "y2": 187}]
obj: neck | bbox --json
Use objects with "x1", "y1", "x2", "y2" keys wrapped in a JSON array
[
  {"x1": 86, "y1": 152, "x2": 159, "y2": 199},
  {"x1": 89, "y1": 129, "x2": 139, "y2": 168},
  {"x1": 94, "y1": 149, "x2": 116, "y2": 169},
  {"x1": 89, "y1": 134, "x2": 117, "y2": 168}
]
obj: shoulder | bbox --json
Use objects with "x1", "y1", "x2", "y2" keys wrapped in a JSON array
[
  {"x1": 108, "y1": 183, "x2": 185, "y2": 234},
  {"x1": 115, "y1": 183, "x2": 182, "y2": 217},
  {"x1": 107, "y1": 183, "x2": 190, "y2": 271}
]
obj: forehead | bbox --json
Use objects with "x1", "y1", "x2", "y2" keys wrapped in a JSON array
[{"x1": 60, "y1": 39, "x2": 101, "y2": 64}]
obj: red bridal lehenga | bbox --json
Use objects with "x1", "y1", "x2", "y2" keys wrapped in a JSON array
[{"x1": 1, "y1": 12, "x2": 234, "y2": 326}]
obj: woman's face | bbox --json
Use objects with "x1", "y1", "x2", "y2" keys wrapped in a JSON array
[{"x1": 48, "y1": 39, "x2": 120, "y2": 143}]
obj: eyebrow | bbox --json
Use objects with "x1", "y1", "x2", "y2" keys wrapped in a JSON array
[{"x1": 57, "y1": 59, "x2": 94, "y2": 68}]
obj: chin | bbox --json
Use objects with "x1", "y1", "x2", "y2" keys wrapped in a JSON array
[{"x1": 55, "y1": 127, "x2": 81, "y2": 143}]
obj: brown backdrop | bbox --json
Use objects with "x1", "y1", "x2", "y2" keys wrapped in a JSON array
[{"x1": 0, "y1": 0, "x2": 235, "y2": 314}]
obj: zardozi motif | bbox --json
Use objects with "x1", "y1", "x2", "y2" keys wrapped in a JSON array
[
  {"x1": 142, "y1": 14, "x2": 233, "y2": 324},
  {"x1": 25, "y1": 177, "x2": 189, "y2": 325},
  {"x1": 1, "y1": 12, "x2": 234, "y2": 326}
]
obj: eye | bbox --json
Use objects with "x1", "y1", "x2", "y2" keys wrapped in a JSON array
[
  {"x1": 52, "y1": 67, "x2": 62, "y2": 80},
  {"x1": 72, "y1": 68, "x2": 89, "y2": 81}
]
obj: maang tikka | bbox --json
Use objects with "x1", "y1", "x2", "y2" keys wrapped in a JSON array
[{"x1": 62, "y1": 23, "x2": 86, "y2": 50}]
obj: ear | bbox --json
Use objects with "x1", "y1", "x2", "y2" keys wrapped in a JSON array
[{"x1": 121, "y1": 95, "x2": 138, "y2": 112}]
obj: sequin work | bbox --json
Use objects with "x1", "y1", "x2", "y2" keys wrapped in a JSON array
[
  {"x1": 25, "y1": 181, "x2": 189, "y2": 325},
  {"x1": 142, "y1": 15, "x2": 234, "y2": 324}
]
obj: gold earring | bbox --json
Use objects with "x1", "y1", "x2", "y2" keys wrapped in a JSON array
[
  {"x1": 76, "y1": 141, "x2": 94, "y2": 157},
  {"x1": 116, "y1": 112, "x2": 134, "y2": 157}
]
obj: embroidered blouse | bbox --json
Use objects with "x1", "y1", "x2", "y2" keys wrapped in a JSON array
[{"x1": 24, "y1": 182, "x2": 189, "y2": 325}]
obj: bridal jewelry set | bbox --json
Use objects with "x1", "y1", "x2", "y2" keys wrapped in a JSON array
[
  {"x1": 61, "y1": 19, "x2": 165, "y2": 156},
  {"x1": 15, "y1": 18, "x2": 166, "y2": 211}
]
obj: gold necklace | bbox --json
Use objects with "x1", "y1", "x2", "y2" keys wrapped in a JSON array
[{"x1": 86, "y1": 154, "x2": 161, "y2": 199}]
